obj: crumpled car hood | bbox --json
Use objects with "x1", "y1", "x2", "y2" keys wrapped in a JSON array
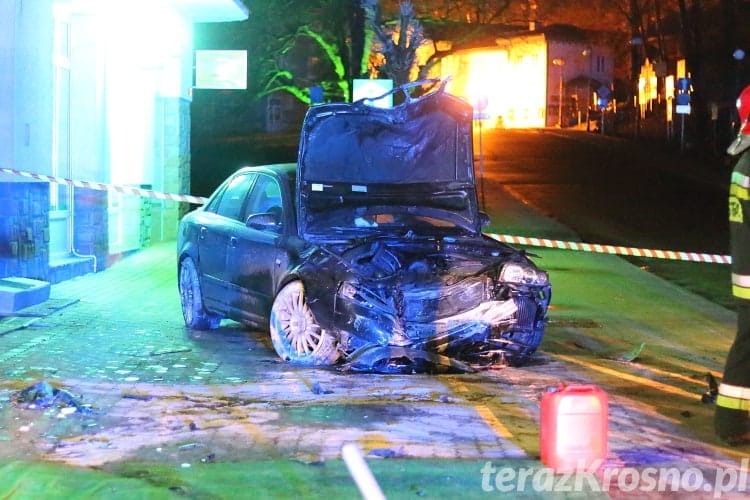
[
  {"x1": 296, "y1": 81, "x2": 479, "y2": 236},
  {"x1": 326, "y1": 236, "x2": 509, "y2": 283}
]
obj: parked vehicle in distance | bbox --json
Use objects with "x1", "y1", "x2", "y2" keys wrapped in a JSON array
[{"x1": 177, "y1": 79, "x2": 551, "y2": 372}]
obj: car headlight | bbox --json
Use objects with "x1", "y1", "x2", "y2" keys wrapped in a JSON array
[
  {"x1": 336, "y1": 281, "x2": 390, "y2": 312},
  {"x1": 500, "y1": 263, "x2": 549, "y2": 286}
]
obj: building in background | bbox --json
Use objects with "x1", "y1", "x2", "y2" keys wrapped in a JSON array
[
  {"x1": 0, "y1": 0, "x2": 248, "y2": 283},
  {"x1": 438, "y1": 25, "x2": 614, "y2": 129}
]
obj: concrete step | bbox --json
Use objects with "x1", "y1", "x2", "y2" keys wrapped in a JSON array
[
  {"x1": 0, "y1": 277, "x2": 50, "y2": 314},
  {"x1": 48, "y1": 255, "x2": 96, "y2": 284}
]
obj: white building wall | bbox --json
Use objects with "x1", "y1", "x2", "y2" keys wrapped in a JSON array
[
  {"x1": 13, "y1": 0, "x2": 55, "y2": 176},
  {"x1": 0, "y1": 1, "x2": 16, "y2": 172},
  {"x1": 0, "y1": 0, "x2": 248, "y2": 280}
]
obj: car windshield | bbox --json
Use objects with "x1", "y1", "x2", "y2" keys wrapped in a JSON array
[{"x1": 304, "y1": 205, "x2": 468, "y2": 238}]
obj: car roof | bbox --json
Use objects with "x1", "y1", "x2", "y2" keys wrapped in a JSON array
[{"x1": 234, "y1": 163, "x2": 296, "y2": 178}]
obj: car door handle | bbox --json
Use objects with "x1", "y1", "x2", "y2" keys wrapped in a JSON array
[
  {"x1": 230, "y1": 236, "x2": 238, "y2": 248},
  {"x1": 199, "y1": 227, "x2": 207, "y2": 239}
]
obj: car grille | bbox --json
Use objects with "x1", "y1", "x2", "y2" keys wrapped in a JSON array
[
  {"x1": 400, "y1": 277, "x2": 486, "y2": 322},
  {"x1": 514, "y1": 295, "x2": 537, "y2": 329}
]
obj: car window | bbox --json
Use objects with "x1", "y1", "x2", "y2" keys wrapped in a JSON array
[
  {"x1": 212, "y1": 173, "x2": 257, "y2": 222},
  {"x1": 243, "y1": 174, "x2": 283, "y2": 223}
]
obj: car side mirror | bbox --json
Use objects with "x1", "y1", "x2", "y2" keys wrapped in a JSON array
[
  {"x1": 478, "y1": 211, "x2": 490, "y2": 228},
  {"x1": 246, "y1": 212, "x2": 280, "y2": 230}
]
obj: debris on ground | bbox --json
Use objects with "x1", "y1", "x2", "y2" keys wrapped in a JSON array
[
  {"x1": 12, "y1": 381, "x2": 91, "y2": 413},
  {"x1": 311, "y1": 381, "x2": 333, "y2": 395},
  {"x1": 610, "y1": 342, "x2": 645, "y2": 362},
  {"x1": 367, "y1": 447, "x2": 406, "y2": 459},
  {"x1": 701, "y1": 372, "x2": 719, "y2": 404}
]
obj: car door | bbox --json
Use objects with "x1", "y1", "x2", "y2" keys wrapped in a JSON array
[
  {"x1": 198, "y1": 172, "x2": 257, "y2": 312},
  {"x1": 226, "y1": 173, "x2": 288, "y2": 324}
]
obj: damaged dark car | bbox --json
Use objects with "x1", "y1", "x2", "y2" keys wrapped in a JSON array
[{"x1": 177, "y1": 80, "x2": 551, "y2": 372}]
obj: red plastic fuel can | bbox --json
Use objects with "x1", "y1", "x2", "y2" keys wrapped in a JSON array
[{"x1": 540, "y1": 384, "x2": 608, "y2": 472}]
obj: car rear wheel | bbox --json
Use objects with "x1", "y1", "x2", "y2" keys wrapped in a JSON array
[
  {"x1": 270, "y1": 281, "x2": 339, "y2": 365},
  {"x1": 178, "y1": 257, "x2": 221, "y2": 330}
]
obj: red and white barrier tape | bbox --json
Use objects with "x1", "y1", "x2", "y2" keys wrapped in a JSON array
[
  {"x1": 0, "y1": 167, "x2": 732, "y2": 264},
  {"x1": 486, "y1": 233, "x2": 732, "y2": 265},
  {"x1": 0, "y1": 167, "x2": 208, "y2": 205}
]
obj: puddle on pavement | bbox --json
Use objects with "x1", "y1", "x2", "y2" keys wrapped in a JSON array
[{"x1": 275, "y1": 403, "x2": 420, "y2": 429}]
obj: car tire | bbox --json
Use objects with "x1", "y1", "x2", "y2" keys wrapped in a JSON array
[
  {"x1": 178, "y1": 256, "x2": 221, "y2": 330},
  {"x1": 270, "y1": 281, "x2": 339, "y2": 366}
]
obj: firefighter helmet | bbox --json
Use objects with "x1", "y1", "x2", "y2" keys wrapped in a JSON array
[{"x1": 728, "y1": 85, "x2": 750, "y2": 155}]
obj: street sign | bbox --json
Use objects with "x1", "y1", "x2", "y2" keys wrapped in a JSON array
[
  {"x1": 473, "y1": 95, "x2": 489, "y2": 112},
  {"x1": 309, "y1": 86, "x2": 324, "y2": 105},
  {"x1": 676, "y1": 104, "x2": 691, "y2": 115},
  {"x1": 353, "y1": 79, "x2": 393, "y2": 108},
  {"x1": 675, "y1": 93, "x2": 691, "y2": 105},
  {"x1": 677, "y1": 77, "x2": 691, "y2": 92}
]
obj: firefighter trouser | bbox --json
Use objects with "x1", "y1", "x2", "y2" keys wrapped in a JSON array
[
  {"x1": 716, "y1": 156, "x2": 750, "y2": 441},
  {"x1": 716, "y1": 303, "x2": 750, "y2": 440}
]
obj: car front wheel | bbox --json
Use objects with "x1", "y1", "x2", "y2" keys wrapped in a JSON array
[
  {"x1": 178, "y1": 256, "x2": 221, "y2": 330},
  {"x1": 270, "y1": 281, "x2": 339, "y2": 365}
]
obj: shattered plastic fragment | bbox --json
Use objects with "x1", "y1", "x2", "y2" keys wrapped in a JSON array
[
  {"x1": 311, "y1": 381, "x2": 333, "y2": 395},
  {"x1": 343, "y1": 346, "x2": 476, "y2": 374},
  {"x1": 367, "y1": 447, "x2": 405, "y2": 459},
  {"x1": 13, "y1": 380, "x2": 91, "y2": 413},
  {"x1": 612, "y1": 342, "x2": 646, "y2": 362},
  {"x1": 702, "y1": 372, "x2": 719, "y2": 403}
]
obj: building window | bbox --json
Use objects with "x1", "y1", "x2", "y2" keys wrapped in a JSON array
[
  {"x1": 52, "y1": 16, "x2": 70, "y2": 212},
  {"x1": 596, "y1": 56, "x2": 606, "y2": 74}
]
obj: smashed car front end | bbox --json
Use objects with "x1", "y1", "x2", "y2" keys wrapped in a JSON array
[
  {"x1": 315, "y1": 237, "x2": 550, "y2": 371},
  {"x1": 295, "y1": 79, "x2": 551, "y2": 371}
]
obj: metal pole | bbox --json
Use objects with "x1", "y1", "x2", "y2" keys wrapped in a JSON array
[
  {"x1": 479, "y1": 118, "x2": 485, "y2": 211},
  {"x1": 680, "y1": 113, "x2": 685, "y2": 152},
  {"x1": 558, "y1": 69, "x2": 563, "y2": 127},
  {"x1": 552, "y1": 58, "x2": 565, "y2": 128}
]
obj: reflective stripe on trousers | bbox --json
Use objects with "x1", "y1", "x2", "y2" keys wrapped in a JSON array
[
  {"x1": 717, "y1": 382, "x2": 750, "y2": 411},
  {"x1": 733, "y1": 273, "x2": 750, "y2": 299}
]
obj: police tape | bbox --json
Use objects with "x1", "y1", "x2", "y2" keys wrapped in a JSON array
[
  {"x1": 0, "y1": 167, "x2": 209, "y2": 205},
  {"x1": 486, "y1": 233, "x2": 732, "y2": 265},
  {"x1": 0, "y1": 167, "x2": 732, "y2": 265}
]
